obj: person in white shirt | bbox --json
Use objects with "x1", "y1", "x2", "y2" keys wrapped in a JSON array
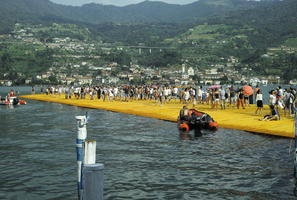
[
  {"x1": 269, "y1": 90, "x2": 276, "y2": 106},
  {"x1": 108, "y1": 88, "x2": 114, "y2": 101},
  {"x1": 163, "y1": 87, "x2": 169, "y2": 103},
  {"x1": 220, "y1": 88, "x2": 226, "y2": 109},
  {"x1": 184, "y1": 89, "x2": 190, "y2": 102},
  {"x1": 113, "y1": 87, "x2": 118, "y2": 100},
  {"x1": 172, "y1": 87, "x2": 178, "y2": 102}
]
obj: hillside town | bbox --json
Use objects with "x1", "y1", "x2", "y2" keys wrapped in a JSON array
[{"x1": 0, "y1": 23, "x2": 295, "y2": 87}]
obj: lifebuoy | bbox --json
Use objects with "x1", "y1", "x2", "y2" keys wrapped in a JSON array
[{"x1": 179, "y1": 123, "x2": 190, "y2": 132}]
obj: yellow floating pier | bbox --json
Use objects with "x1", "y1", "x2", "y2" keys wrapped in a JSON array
[{"x1": 21, "y1": 94, "x2": 295, "y2": 138}]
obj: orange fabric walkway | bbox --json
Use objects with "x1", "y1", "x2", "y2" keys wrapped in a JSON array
[{"x1": 21, "y1": 94, "x2": 295, "y2": 138}]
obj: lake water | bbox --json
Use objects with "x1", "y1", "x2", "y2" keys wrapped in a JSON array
[{"x1": 0, "y1": 86, "x2": 296, "y2": 199}]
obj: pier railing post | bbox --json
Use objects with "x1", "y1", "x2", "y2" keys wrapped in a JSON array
[{"x1": 76, "y1": 116, "x2": 88, "y2": 199}]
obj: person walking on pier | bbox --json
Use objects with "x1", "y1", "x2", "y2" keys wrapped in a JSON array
[
  {"x1": 220, "y1": 88, "x2": 226, "y2": 110},
  {"x1": 213, "y1": 89, "x2": 220, "y2": 110},
  {"x1": 237, "y1": 89, "x2": 245, "y2": 109},
  {"x1": 229, "y1": 87, "x2": 236, "y2": 108},
  {"x1": 31, "y1": 86, "x2": 35, "y2": 94},
  {"x1": 255, "y1": 89, "x2": 263, "y2": 115}
]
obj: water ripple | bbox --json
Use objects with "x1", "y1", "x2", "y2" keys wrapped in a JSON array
[{"x1": 0, "y1": 90, "x2": 295, "y2": 199}]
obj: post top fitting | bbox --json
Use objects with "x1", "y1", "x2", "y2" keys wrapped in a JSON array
[{"x1": 76, "y1": 116, "x2": 86, "y2": 120}]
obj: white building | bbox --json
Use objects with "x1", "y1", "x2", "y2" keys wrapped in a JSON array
[
  {"x1": 25, "y1": 78, "x2": 32, "y2": 84},
  {"x1": 182, "y1": 64, "x2": 186, "y2": 74},
  {"x1": 261, "y1": 79, "x2": 268, "y2": 85},
  {"x1": 188, "y1": 67, "x2": 194, "y2": 76},
  {"x1": 77, "y1": 77, "x2": 93, "y2": 85}
]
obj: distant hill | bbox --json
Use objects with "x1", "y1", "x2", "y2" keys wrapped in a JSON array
[
  {"x1": 0, "y1": 0, "x2": 266, "y2": 33},
  {"x1": 0, "y1": 0, "x2": 75, "y2": 33},
  {"x1": 208, "y1": 0, "x2": 297, "y2": 47},
  {"x1": 166, "y1": 0, "x2": 297, "y2": 80}
]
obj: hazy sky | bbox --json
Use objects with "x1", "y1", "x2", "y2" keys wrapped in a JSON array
[{"x1": 50, "y1": 0, "x2": 198, "y2": 7}]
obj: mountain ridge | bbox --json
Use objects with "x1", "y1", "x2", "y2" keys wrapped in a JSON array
[{"x1": 0, "y1": 0, "x2": 267, "y2": 33}]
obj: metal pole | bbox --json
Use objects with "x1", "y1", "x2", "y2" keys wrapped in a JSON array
[
  {"x1": 294, "y1": 115, "x2": 297, "y2": 178},
  {"x1": 83, "y1": 141, "x2": 104, "y2": 200},
  {"x1": 82, "y1": 164, "x2": 104, "y2": 200},
  {"x1": 76, "y1": 115, "x2": 88, "y2": 199}
]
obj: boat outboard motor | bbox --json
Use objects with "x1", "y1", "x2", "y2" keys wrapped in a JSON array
[
  {"x1": 13, "y1": 98, "x2": 19, "y2": 105},
  {"x1": 191, "y1": 114, "x2": 209, "y2": 125}
]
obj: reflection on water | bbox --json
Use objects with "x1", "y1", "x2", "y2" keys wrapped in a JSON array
[{"x1": 0, "y1": 87, "x2": 296, "y2": 199}]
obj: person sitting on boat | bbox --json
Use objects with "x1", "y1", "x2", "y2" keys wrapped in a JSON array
[
  {"x1": 179, "y1": 106, "x2": 189, "y2": 121},
  {"x1": 178, "y1": 108, "x2": 218, "y2": 131},
  {"x1": 8, "y1": 90, "x2": 15, "y2": 97},
  {"x1": 259, "y1": 105, "x2": 280, "y2": 121}
]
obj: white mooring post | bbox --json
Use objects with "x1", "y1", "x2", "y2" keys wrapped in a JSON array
[
  {"x1": 76, "y1": 115, "x2": 88, "y2": 200},
  {"x1": 76, "y1": 115, "x2": 104, "y2": 200},
  {"x1": 84, "y1": 141, "x2": 97, "y2": 165}
]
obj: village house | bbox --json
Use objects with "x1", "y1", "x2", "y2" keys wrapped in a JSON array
[
  {"x1": 249, "y1": 78, "x2": 261, "y2": 86},
  {"x1": 201, "y1": 68, "x2": 224, "y2": 82},
  {"x1": 261, "y1": 79, "x2": 268, "y2": 85},
  {"x1": 267, "y1": 75, "x2": 281, "y2": 84},
  {"x1": 41, "y1": 73, "x2": 50, "y2": 79},
  {"x1": 76, "y1": 77, "x2": 93, "y2": 85},
  {"x1": 182, "y1": 74, "x2": 189, "y2": 79},
  {"x1": 187, "y1": 67, "x2": 195, "y2": 76},
  {"x1": 108, "y1": 77, "x2": 120, "y2": 84},
  {"x1": 0, "y1": 80, "x2": 13, "y2": 86},
  {"x1": 63, "y1": 77, "x2": 76, "y2": 85},
  {"x1": 289, "y1": 79, "x2": 297, "y2": 85},
  {"x1": 25, "y1": 78, "x2": 32, "y2": 84}
]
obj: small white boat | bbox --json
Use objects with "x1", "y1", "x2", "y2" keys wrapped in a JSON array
[{"x1": 0, "y1": 96, "x2": 27, "y2": 105}]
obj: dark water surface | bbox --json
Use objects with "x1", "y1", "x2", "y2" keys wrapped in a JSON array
[{"x1": 0, "y1": 87, "x2": 296, "y2": 200}]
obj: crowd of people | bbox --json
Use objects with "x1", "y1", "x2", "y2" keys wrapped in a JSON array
[{"x1": 40, "y1": 84, "x2": 297, "y2": 120}]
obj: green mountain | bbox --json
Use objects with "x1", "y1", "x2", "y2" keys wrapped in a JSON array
[
  {"x1": 0, "y1": 0, "x2": 74, "y2": 33},
  {"x1": 1, "y1": 0, "x2": 296, "y2": 83},
  {"x1": 0, "y1": 0, "x2": 266, "y2": 33},
  {"x1": 167, "y1": 0, "x2": 297, "y2": 81},
  {"x1": 208, "y1": 0, "x2": 297, "y2": 47}
]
